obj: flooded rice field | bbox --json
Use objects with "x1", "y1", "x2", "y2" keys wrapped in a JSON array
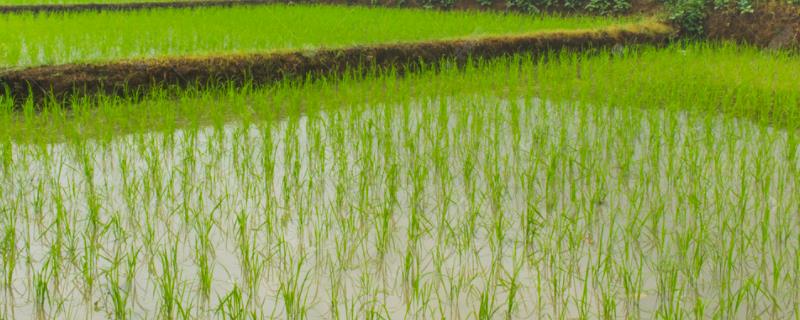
[{"x1": 1, "y1": 96, "x2": 799, "y2": 319}]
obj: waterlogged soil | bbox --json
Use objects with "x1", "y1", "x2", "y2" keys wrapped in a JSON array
[{"x1": 1, "y1": 98, "x2": 799, "y2": 318}]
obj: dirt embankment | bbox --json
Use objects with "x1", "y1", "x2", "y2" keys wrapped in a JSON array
[
  {"x1": 0, "y1": 22, "x2": 673, "y2": 105},
  {"x1": 706, "y1": 3, "x2": 800, "y2": 49}
]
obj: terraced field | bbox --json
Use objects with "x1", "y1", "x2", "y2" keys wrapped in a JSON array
[
  {"x1": 0, "y1": 5, "x2": 633, "y2": 68},
  {"x1": 0, "y1": 0, "x2": 192, "y2": 4},
  {"x1": 1, "y1": 2, "x2": 799, "y2": 320}
]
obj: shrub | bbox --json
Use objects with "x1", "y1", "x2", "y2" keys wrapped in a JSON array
[
  {"x1": 666, "y1": 0, "x2": 707, "y2": 37},
  {"x1": 505, "y1": 0, "x2": 631, "y2": 14}
]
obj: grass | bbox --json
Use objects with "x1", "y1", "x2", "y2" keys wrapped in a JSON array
[
  {"x1": 0, "y1": 4, "x2": 637, "y2": 68},
  {"x1": 1, "y1": 42, "x2": 800, "y2": 318}
]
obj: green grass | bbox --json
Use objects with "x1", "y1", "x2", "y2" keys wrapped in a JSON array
[{"x1": 0, "y1": 4, "x2": 635, "y2": 68}]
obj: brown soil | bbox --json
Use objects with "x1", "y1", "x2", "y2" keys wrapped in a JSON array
[
  {"x1": 706, "y1": 2, "x2": 800, "y2": 49},
  {"x1": 0, "y1": 22, "x2": 673, "y2": 106}
]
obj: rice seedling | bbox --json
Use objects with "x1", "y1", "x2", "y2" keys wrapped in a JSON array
[
  {"x1": 1, "y1": 42, "x2": 800, "y2": 318},
  {"x1": 0, "y1": 4, "x2": 634, "y2": 68},
  {"x1": 0, "y1": 0, "x2": 190, "y2": 4}
]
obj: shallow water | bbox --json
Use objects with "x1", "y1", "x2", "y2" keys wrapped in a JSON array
[{"x1": 1, "y1": 97, "x2": 799, "y2": 319}]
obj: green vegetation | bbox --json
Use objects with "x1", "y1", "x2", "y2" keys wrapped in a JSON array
[
  {"x1": 2, "y1": 43, "x2": 800, "y2": 318},
  {"x1": 664, "y1": 0, "x2": 707, "y2": 36},
  {"x1": 0, "y1": 4, "x2": 634, "y2": 68},
  {"x1": 477, "y1": 0, "x2": 632, "y2": 14},
  {"x1": 4, "y1": 42, "x2": 797, "y2": 140},
  {"x1": 664, "y1": 0, "x2": 798, "y2": 37},
  {"x1": 0, "y1": 0, "x2": 184, "y2": 4}
]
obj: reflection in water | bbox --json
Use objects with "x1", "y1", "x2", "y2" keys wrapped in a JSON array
[{"x1": 1, "y1": 97, "x2": 799, "y2": 319}]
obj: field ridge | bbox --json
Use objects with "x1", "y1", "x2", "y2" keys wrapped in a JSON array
[{"x1": 0, "y1": 21, "x2": 673, "y2": 105}]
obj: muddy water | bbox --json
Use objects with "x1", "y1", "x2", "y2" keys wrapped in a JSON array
[{"x1": 1, "y1": 97, "x2": 799, "y2": 319}]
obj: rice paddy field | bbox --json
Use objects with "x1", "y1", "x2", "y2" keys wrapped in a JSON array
[
  {"x1": 0, "y1": 0, "x2": 184, "y2": 4},
  {"x1": 2, "y1": 3, "x2": 800, "y2": 320},
  {"x1": 0, "y1": 5, "x2": 633, "y2": 68}
]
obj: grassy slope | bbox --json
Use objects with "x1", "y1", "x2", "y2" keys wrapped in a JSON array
[{"x1": 0, "y1": 4, "x2": 635, "y2": 67}]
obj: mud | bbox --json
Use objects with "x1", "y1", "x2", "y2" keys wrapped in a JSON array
[{"x1": 0, "y1": 22, "x2": 673, "y2": 106}]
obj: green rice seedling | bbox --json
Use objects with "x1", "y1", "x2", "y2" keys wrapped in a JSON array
[
  {"x1": 279, "y1": 254, "x2": 311, "y2": 319},
  {"x1": 193, "y1": 212, "x2": 214, "y2": 305},
  {"x1": 476, "y1": 262, "x2": 499, "y2": 319},
  {"x1": 401, "y1": 244, "x2": 418, "y2": 314},
  {"x1": 327, "y1": 259, "x2": 343, "y2": 319},
  {"x1": 1, "y1": 207, "x2": 18, "y2": 296},
  {"x1": 0, "y1": 5, "x2": 635, "y2": 68},
  {"x1": 236, "y1": 209, "x2": 266, "y2": 307},
  {"x1": 46, "y1": 187, "x2": 66, "y2": 295},
  {"x1": 502, "y1": 244, "x2": 523, "y2": 320},
  {"x1": 79, "y1": 232, "x2": 97, "y2": 315},
  {"x1": 215, "y1": 285, "x2": 250, "y2": 320},
  {"x1": 124, "y1": 245, "x2": 140, "y2": 315},
  {"x1": 106, "y1": 250, "x2": 130, "y2": 320},
  {"x1": 375, "y1": 204, "x2": 394, "y2": 264},
  {"x1": 0, "y1": 0, "x2": 192, "y2": 5},
  {"x1": 157, "y1": 246, "x2": 183, "y2": 320},
  {"x1": 32, "y1": 262, "x2": 51, "y2": 320}
]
